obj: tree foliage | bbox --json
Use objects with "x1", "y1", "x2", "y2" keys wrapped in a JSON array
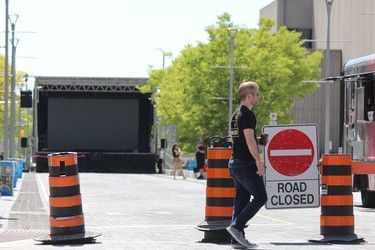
[
  {"x1": 142, "y1": 14, "x2": 323, "y2": 153},
  {"x1": 0, "y1": 54, "x2": 28, "y2": 145}
]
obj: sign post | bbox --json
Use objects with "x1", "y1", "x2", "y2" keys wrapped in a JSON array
[
  {"x1": 263, "y1": 124, "x2": 320, "y2": 209},
  {"x1": 270, "y1": 112, "x2": 277, "y2": 125}
]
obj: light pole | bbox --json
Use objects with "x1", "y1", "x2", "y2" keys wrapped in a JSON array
[
  {"x1": 17, "y1": 81, "x2": 26, "y2": 157},
  {"x1": 157, "y1": 48, "x2": 166, "y2": 69},
  {"x1": 228, "y1": 28, "x2": 237, "y2": 135},
  {"x1": 157, "y1": 49, "x2": 172, "y2": 69},
  {"x1": 154, "y1": 49, "x2": 167, "y2": 153},
  {"x1": 9, "y1": 14, "x2": 19, "y2": 158},
  {"x1": 324, "y1": 0, "x2": 333, "y2": 154},
  {"x1": 156, "y1": 49, "x2": 173, "y2": 150},
  {"x1": 3, "y1": 0, "x2": 10, "y2": 159}
]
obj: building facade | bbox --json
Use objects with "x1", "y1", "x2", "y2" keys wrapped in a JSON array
[{"x1": 260, "y1": 0, "x2": 375, "y2": 155}]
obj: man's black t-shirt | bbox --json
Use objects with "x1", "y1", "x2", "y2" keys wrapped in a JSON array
[{"x1": 230, "y1": 105, "x2": 257, "y2": 161}]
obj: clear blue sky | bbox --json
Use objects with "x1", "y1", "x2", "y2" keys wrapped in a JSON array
[{"x1": 1, "y1": 0, "x2": 275, "y2": 78}]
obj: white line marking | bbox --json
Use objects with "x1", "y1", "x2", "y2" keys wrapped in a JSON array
[
  {"x1": 36, "y1": 173, "x2": 49, "y2": 211},
  {"x1": 270, "y1": 149, "x2": 311, "y2": 156}
]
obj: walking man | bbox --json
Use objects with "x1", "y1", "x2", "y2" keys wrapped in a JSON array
[{"x1": 226, "y1": 81, "x2": 268, "y2": 248}]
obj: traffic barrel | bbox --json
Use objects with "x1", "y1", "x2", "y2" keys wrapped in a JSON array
[
  {"x1": 317, "y1": 154, "x2": 362, "y2": 242},
  {"x1": 34, "y1": 152, "x2": 100, "y2": 244},
  {"x1": 196, "y1": 136, "x2": 234, "y2": 242}
]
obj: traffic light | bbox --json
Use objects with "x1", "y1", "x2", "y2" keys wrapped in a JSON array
[
  {"x1": 21, "y1": 137, "x2": 27, "y2": 148},
  {"x1": 20, "y1": 90, "x2": 32, "y2": 108}
]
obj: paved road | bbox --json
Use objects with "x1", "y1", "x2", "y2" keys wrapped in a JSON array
[{"x1": 1, "y1": 171, "x2": 375, "y2": 249}]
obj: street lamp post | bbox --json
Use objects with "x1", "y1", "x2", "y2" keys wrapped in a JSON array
[
  {"x1": 156, "y1": 49, "x2": 173, "y2": 150},
  {"x1": 324, "y1": 0, "x2": 333, "y2": 154},
  {"x1": 154, "y1": 49, "x2": 167, "y2": 153},
  {"x1": 228, "y1": 28, "x2": 237, "y2": 135},
  {"x1": 158, "y1": 49, "x2": 166, "y2": 69},
  {"x1": 3, "y1": 0, "x2": 10, "y2": 159},
  {"x1": 17, "y1": 81, "x2": 25, "y2": 157},
  {"x1": 9, "y1": 14, "x2": 19, "y2": 158},
  {"x1": 157, "y1": 48, "x2": 171, "y2": 69}
]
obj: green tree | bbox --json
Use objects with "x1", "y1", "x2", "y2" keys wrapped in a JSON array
[
  {"x1": 0, "y1": 53, "x2": 29, "y2": 149},
  {"x1": 142, "y1": 14, "x2": 322, "y2": 153}
]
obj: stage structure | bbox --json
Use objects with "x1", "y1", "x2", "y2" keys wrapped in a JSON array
[{"x1": 33, "y1": 76, "x2": 155, "y2": 173}]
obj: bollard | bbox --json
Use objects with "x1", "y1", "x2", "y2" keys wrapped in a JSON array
[
  {"x1": 34, "y1": 152, "x2": 100, "y2": 244},
  {"x1": 17, "y1": 158, "x2": 23, "y2": 178},
  {"x1": 9, "y1": 159, "x2": 18, "y2": 188},
  {"x1": 196, "y1": 137, "x2": 234, "y2": 243},
  {"x1": 310, "y1": 154, "x2": 362, "y2": 243},
  {"x1": 9, "y1": 158, "x2": 23, "y2": 179},
  {"x1": 0, "y1": 161, "x2": 15, "y2": 196}
]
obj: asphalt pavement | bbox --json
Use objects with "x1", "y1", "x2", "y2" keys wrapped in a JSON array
[{"x1": 1, "y1": 170, "x2": 375, "y2": 249}]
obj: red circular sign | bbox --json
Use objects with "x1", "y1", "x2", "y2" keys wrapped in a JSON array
[{"x1": 267, "y1": 129, "x2": 314, "y2": 176}]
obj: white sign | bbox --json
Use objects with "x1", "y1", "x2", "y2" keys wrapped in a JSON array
[
  {"x1": 270, "y1": 112, "x2": 277, "y2": 121},
  {"x1": 263, "y1": 124, "x2": 320, "y2": 209}
]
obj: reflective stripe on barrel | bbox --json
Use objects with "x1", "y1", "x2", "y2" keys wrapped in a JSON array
[
  {"x1": 205, "y1": 148, "x2": 234, "y2": 221},
  {"x1": 48, "y1": 152, "x2": 79, "y2": 177},
  {"x1": 48, "y1": 155, "x2": 77, "y2": 168},
  {"x1": 320, "y1": 154, "x2": 354, "y2": 235},
  {"x1": 49, "y1": 215, "x2": 85, "y2": 236},
  {"x1": 48, "y1": 152, "x2": 85, "y2": 236}
]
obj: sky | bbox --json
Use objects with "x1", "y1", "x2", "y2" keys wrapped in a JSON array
[{"x1": 1, "y1": 0, "x2": 275, "y2": 79}]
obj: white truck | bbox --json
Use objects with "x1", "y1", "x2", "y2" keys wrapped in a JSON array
[{"x1": 343, "y1": 54, "x2": 375, "y2": 208}]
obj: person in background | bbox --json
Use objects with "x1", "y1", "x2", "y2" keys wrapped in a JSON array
[
  {"x1": 226, "y1": 81, "x2": 268, "y2": 249},
  {"x1": 156, "y1": 148, "x2": 164, "y2": 174},
  {"x1": 172, "y1": 144, "x2": 186, "y2": 180},
  {"x1": 195, "y1": 142, "x2": 206, "y2": 180}
]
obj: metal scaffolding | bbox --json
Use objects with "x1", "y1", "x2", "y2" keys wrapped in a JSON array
[{"x1": 34, "y1": 76, "x2": 149, "y2": 92}]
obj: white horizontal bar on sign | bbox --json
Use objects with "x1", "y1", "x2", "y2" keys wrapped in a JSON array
[{"x1": 270, "y1": 149, "x2": 312, "y2": 157}]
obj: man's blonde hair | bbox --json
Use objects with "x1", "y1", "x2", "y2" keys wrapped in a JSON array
[{"x1": 238, "y1": 81, "x2": 259, "y2": 101}]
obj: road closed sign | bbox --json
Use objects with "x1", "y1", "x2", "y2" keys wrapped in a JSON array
[{"x1": 263, "y1": 124, "x2": 320, "y2": 209}]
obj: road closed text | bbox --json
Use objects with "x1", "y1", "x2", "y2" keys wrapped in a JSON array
[{"x1": 267, "y1": 181, "x2": 319, "y2": 208}]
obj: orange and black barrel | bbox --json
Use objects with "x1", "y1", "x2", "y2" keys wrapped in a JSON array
[
  {"x1": 34, "y1": 152, "x2": 100, "y2": 244},
  {"x1": 196, "y1": 137, "x2": 234, "y2": 243},
  {"x1": 319, "y1": 154, "x2": 360, "y2": 242}
]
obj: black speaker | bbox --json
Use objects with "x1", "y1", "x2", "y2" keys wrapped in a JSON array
[
  {"x1": 160, "y1": 139, "x2": 166, "y2": 149},
  {"x1": 20, "y1": 90, "x2": 32, "y2": 108},
  {"x1": 21, "y1": 137, "x2": 28, "y2": 148}
]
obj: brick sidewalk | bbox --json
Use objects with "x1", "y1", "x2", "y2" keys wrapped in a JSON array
[{"x1": 0, "y1": 172, "x2": 49, "y2": 244}]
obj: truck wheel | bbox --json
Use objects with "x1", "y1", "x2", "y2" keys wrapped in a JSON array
[{"x1": 361, "y1": 189, "x2": 375, "y2": 208}]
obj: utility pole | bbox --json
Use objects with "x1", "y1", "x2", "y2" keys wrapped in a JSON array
[
  {"x1": 228, "y1": 28, "x2": 237, "y2": 135},
  {"x1": 3, "y1": 0, "x2": 10, "y2": 159},
  {"x1": 9, "y1": 14, "x2": 19, "y2": 158},
  {"x1": 324, "y1": 0, "x2": 333, "y2": 154}
]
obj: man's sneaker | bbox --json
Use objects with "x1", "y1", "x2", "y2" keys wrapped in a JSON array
[
  {"x1": 231, "y1": 241, "x2": 258, "y2": 249},
  {"x1": 242, "y1": 239, "x2": 258, "y2": 248},
  {"x1": 231, "y1": 243, "x2": 247, "y2": 249},
  {"x1": 226, "y1": 226, "x2": 255, "y2": 248}
]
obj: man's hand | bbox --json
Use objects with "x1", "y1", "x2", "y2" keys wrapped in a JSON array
[
  {"x1": 258, "y1": 134, "x2": 269, "y2": 146},
  {"x1": 256, "y1": 161, "x2": 266, "y2": 176}
]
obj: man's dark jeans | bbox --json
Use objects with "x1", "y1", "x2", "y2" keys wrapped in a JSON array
[{"x1": 228, "y1": 158, "x2": 268, "y2": 230}]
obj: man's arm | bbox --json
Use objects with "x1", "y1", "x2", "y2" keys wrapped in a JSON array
[{"x1": 244, "y1": 128, "x2": 265, "y2": 176}]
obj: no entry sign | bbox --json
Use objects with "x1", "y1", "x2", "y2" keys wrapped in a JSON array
[
  {"x1": 268, "y1": 129, "x2": 314, "y2": 177},
  {"x1": 263, "y1": 124, "x2": 320, "y2": 209}
]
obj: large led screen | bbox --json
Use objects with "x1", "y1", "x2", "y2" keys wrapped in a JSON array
[{"x1": 47, "y1": 98, "x2": 139, "y2": 151}]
